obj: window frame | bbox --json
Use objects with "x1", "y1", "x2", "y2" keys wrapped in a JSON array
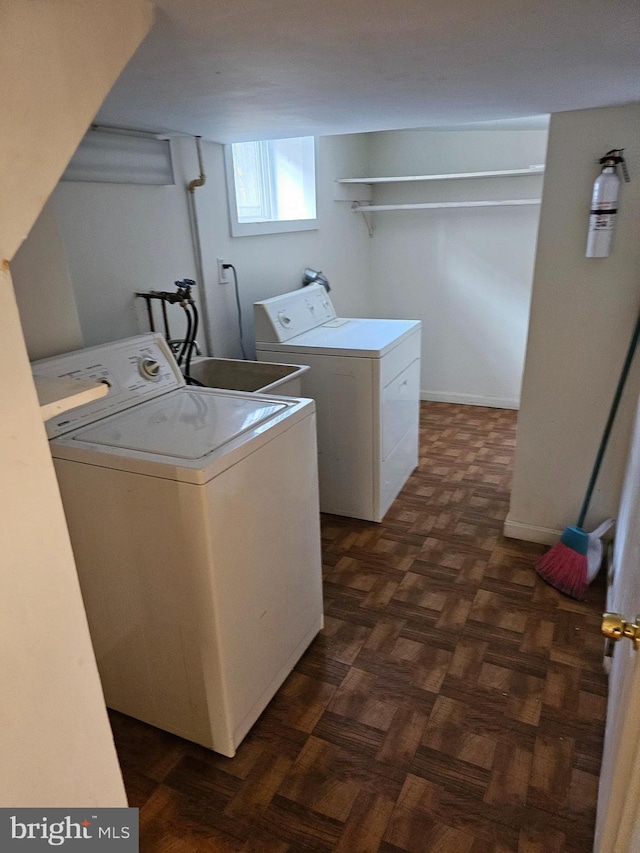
[{"x1": 224, "y1": 137, "x2": 318, "y2": 237}]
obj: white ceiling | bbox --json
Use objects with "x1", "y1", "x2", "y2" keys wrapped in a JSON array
[{"x1": 96, "y1": 0, "x2": 640, "y2": 142}]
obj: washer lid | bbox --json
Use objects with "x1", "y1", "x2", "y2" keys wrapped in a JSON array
[
  {"x1": 257, "y1": 317, "x2": 420, "y2": 358},
  {"x1": 70, "y1": 389, "x2": 289, "y2": 459}
]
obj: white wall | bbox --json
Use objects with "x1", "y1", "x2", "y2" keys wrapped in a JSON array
[
  {"x1": 190, "y1": 134, "x2": 373, "y2": 358},
  {"x1": 14, "y1": 133, "x2": 372, "y2": 360},
  {"x1": 366, "y1": 129, "x2": 548, "y2": 408},
  {"x1": 53, "y1": 138, "x2": 198, "y2": 350},
  {"x1": 12, "y1": 195, "x2": 83, "y2": 360},
  {"x1": 0, "y1": 0, "x2": 152, "y2": 807},
  {"x1": 506, "y1": 104, "x2": 640, "y2": 543}
]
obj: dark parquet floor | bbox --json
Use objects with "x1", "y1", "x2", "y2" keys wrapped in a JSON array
[{"x1": 109, "y1": 402, "x2": 609, "y2": 852}]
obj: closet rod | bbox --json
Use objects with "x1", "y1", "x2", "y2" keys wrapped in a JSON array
[{"x1": 353, "y1": 199, "x2": 541, "y2": 212}]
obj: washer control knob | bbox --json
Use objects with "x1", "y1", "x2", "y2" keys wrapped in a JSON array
[
  {"x1": 139, "y1": 357, "x2": 160, "y2": 380},
  {"x1": 277, "y1": 311, "x2": 291, "y2": 327}
]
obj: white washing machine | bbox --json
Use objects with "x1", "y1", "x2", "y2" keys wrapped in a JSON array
[
  {"x1": 254, "y1": 285, "x2": 421, "y2": 522},
  {"x1": 33, "y1": 334, "x2": 323, "y2": 757}
]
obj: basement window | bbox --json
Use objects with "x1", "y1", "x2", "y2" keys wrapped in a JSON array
[{"x1": 225, "y1": 136, "x2": 317, "y2": 236}]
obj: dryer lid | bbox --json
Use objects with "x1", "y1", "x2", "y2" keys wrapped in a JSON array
[
  {"x1": 257, "y1": 317, "x2": 421, "y2": 358},
  {"x1": 69, "y1": 389, "x2": 289, "y2": 460}
]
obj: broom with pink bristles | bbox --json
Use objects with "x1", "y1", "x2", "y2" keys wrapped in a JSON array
[{"x1": 536, "y1": 312, "x2": 640, "y2": 599}]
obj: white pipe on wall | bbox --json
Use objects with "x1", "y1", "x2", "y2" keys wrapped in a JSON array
[{"x1": 186, "y1": 136, "x2": 214, "y2": 356}]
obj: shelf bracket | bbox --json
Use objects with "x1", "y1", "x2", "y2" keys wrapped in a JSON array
[{"x1": 352, "y1": 203, "x2": 374, "y2": 237}]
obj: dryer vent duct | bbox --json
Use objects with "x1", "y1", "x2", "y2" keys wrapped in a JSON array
[{"x1": 302, "y1": 268, "x2": 330, "y2": 292}]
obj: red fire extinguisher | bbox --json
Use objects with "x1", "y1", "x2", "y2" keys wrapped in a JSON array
[{"x1": 586, "y1": 149, "x2": 629, "y2": 258}]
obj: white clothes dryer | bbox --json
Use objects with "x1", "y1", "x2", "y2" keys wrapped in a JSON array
[
  {"x1": 254, "y1": 285, "x2": 421, "y2": 522},
  {"x1": 33, "y1": 334, "x2": 323, "y2": 757}
]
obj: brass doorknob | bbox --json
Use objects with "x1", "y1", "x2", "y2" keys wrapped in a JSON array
[{"x1": 602, "y1": 612, "x2": 640, "y2": 648}]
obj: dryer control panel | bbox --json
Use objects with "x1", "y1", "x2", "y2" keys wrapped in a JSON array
[
  {"x1": 254, "y1": 284, "x2": 336, "y2": 343},
  {"x1": 33, "y1": 334, "x2": 184, "y2": 438}
]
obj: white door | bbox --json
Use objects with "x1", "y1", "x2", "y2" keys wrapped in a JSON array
[{"x1": 594, "y1": 395, "x2": 640, "y2": 851}]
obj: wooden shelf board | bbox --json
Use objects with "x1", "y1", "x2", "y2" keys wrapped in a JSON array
[
  {"x1": 337, "y1": 167, "x2": 545, "y2": 184},
  {"x1": 34, "y1": 375, "x2": 109, "y2": 422}
]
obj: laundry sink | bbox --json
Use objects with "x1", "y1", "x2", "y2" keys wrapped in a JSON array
[{"x1": 188, "y1": 357, "x2": 308, "y2": 396}]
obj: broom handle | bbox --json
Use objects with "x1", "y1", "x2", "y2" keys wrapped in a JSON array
[{"x1": 577, "y1": 312, "x2": 640, "y2": 528}]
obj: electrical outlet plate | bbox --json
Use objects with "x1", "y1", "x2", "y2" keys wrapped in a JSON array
[{"x1": 217, "y1": 258, "x2": 231, "y2": 285}]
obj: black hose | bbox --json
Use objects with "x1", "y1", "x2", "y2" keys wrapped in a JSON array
[
  {"x1": 184, "y1": 301, "x2": 199, "y2": 383},
  {"x1": 177, "y1": 303, "x2": 192, "y2": 367},
  {"x1": 228, "y1": 264, "x2": 247, "y2": 359}
]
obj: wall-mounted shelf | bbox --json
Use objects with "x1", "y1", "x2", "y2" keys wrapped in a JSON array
[
  {"x1": 33, "y1": 375, "x2": 109, "y2": 422},
  {"x1": 335, "y1": 165, "x2": 545, "y2": 235}
]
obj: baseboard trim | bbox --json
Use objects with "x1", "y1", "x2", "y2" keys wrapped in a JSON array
[
  {"x1": 503, "y1": 516, "x2": 561, "y2": 546},
  {"x1": 420, "y1": 391, "x2": 519, "y2": 410}
]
